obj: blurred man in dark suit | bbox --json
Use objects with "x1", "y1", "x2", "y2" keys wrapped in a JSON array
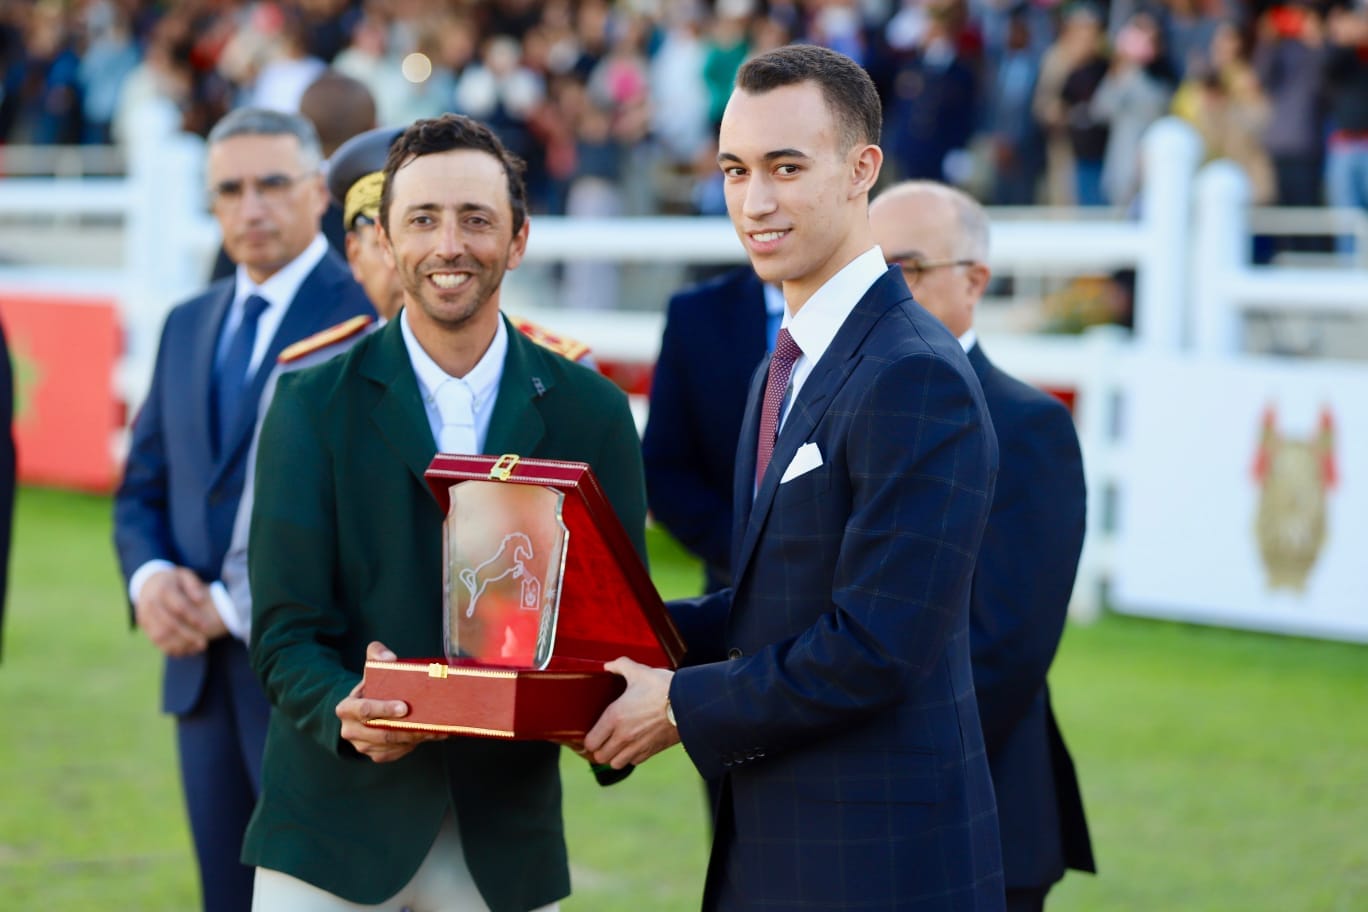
[
  {"x1": 112, "y1": 107, "x2": 374, "y2": 912},
  {"x1": 870, "y1": 180, "x2": 1096, "y2": 912},
  {"x1": 642, "y1": 266, "x2": 780, "y2": 592}
]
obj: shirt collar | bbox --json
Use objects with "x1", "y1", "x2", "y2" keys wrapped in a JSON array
[
  {"x1": 233, "y1": 233, "x2": 328, "y2": 311},
  {"x1": 462, "y1": 315, "x2": 508, "y2": 415},
  {"x1": 784, "y1": 247, "x2": 886, "y2": 367},
  {"x1": 958, "y1": 327, "x2": 977, "y2": 353},
  {"x1": 400, "y1": 307, "x2": 508, "y2": 413}
]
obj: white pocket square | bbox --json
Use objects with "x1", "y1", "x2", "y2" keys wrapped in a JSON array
[{"x1": 780, "y1": 442, "x2": 823, "y2": 483}]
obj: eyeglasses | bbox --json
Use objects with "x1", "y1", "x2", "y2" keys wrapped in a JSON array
[
  {"x1": 210, "y1": 171, "x2": 315, "y2": 208},
  {"x1": 888, "y1": 256, "x2": 977, "y2": 287}
]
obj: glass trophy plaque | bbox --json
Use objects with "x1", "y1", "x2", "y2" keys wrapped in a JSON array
[{"x1": 443, "y1": 479, "x2": 569, "y2": 670}]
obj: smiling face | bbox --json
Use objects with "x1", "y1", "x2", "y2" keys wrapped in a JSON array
[
  {"x1": 717, "y1": 80, "x2": 881, "y2": 313},
  {"x1": 379, "y1": 147, "x2": 528, "y2": 339}
]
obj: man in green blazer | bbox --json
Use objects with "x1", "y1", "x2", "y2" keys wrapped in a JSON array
[{"x1": 243, "y1": 114, "x2": 647, "y2": 911}]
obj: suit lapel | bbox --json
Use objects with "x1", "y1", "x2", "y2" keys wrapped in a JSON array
[
  {"x1": 967, "y1": 341, "x2": 992, "y2": 385},
  {"x1": 192, "y1": 280, "x2": 234, "y2": 470},
  {"x1": 731, "y1": 268, "x2": 909, "y2": 588},
  {"x1": 484, "y1": 316, "x2": 549, "y2": 457},
  {"x1": 730, "y1": 362, "x2": 766, "y2": 571},
  {"x1": 364, "y1": 317, "x2": 439, "y2": 491},
  {"x1": 211, "y1": 254, "x2": 354, "y2": 485}
]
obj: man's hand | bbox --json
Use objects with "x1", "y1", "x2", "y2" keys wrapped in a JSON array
[
  {"x1": 336, "y1": 642, "x2": 447, "y2": 763},
  {"x1": 135, "y1": 567, "x2": 221, "y2": 657},
  {"x1": 584, "y1": 658, "x2": 679, "y2": 769}
]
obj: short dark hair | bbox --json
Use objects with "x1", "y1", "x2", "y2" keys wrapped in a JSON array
[
  {"x1": 734, "y1": 44, "x2": 881, "y2": 152},
  {"x1": 378, "y1": 114, "x2": 528, "y2": 235}
]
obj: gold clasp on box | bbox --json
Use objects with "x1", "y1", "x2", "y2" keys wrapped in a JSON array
[
  {"x1": 428, "y1": 663, "x2": 449, "y2": 679},
  {"x1": 489, "y1": 454, "x2": 520, "y2": 481}
]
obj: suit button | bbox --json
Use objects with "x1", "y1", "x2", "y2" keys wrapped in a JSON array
[{"x1": 727, "y1": 647, "x2": 742, "y2": 660}]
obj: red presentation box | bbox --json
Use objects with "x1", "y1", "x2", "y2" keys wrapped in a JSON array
[{"x1": 362, "y1": 454, "x2": 684, "y2": 741}]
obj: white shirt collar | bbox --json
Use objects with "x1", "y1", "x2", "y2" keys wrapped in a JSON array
[
  {"x1": 783, "y1": 247, "x2": 887, "y2": 368},
  {"x1": 958, "y1": 327, "x2": 977, "y2": 353},
  {"x1": 777, "y1": 247, "x2": 887, "y2": 431},
  {"x1": 232, "y1": 233, "x2": 328, "y2": 313},
  {"x1": 400, "y1": 308, "x2": 508, "y2": 452},
  {"x1": 784, "y1": 246, "x2": 885, "y2": 368},
  {"x1": 223, "y1": 233, "x2": 329, "y2": 373}
]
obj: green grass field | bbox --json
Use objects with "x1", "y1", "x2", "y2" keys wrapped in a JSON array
[{"x1": 2, "y1": 486, "x2": 1365, "y2": 910}]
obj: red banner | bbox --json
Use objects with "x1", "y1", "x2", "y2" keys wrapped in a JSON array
[{"x1": 0, "y1": 294, "x2": 121, "y2": 492}]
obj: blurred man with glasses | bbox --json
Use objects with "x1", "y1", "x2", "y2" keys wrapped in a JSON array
[
  {"x1": 870, "y1": 180, "x2": 1095, "y2": 912},
  {"x1": 113, "y1": 106, "x2": 374, "y2": 912}
]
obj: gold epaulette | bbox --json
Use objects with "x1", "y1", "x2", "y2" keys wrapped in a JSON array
[
  {"x1": 278, "y1": 315, "x2": 374, "y2": 364},
  {"x1": 512, "y1": 317, "x2": 592, "y2": 364}
]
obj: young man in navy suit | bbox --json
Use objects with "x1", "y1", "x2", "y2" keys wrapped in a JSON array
[
  {"x1": 870, "y1": 181, "x2": 1096, "y2": 912},
  {"x1": 588, "y1": 46, "x2": 1005, "y2": 910},
  {"x1": 112, "y1": 107, "x2": 374, "y2": 912}
]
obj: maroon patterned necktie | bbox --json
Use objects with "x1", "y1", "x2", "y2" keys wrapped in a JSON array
[{"x1": 756, "y1": 328, "x2": 803, "y2": 484}]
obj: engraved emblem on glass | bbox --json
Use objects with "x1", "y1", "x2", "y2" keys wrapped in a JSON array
[{"x1": 442, "y1": 480, "x2": 569, "y2": 669}]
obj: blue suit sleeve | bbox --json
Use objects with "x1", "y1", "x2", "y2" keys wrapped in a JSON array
[
  {"x1": 112, "y1": 314, "x2": 179, "y2": 613},
  {"x1": 970, "y1": 397, "x2": 1084, "y2": 752},
  {"x1": 667, "y1": 588, "x2": 733, "y2": 667}
]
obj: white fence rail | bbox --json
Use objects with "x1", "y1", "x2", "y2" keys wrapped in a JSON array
[{"x1": 1, "y1": 117, "x2": 1365, "y2": 635}]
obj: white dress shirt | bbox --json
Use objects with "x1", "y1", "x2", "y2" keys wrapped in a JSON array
[
  {"x1": 401, "y1": 307, "x2": 507, "y2": 454},
  {"x1": 779, "y1": 246, "x2": 887, "y2": 431}
]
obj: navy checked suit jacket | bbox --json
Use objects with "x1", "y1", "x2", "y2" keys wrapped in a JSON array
[
  {"x1": 643, "y1": 267, "x2": 768, "y2": 588},
  {"x1": 113, "y1": 250, "x2": 375, "y2": 715},
  {"x1": 668, "y1": 267, "x2": 1006, "y2": 911},
  {"x1": 966, "y1": 344, "x2": 1095, "y2": 890}
]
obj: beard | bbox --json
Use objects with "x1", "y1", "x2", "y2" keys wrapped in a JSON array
[{"x1": 403, "y1": 252, "x2": 507, "y2": 331}]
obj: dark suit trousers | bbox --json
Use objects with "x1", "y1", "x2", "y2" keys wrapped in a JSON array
[{"x1": 176, "y1": 638, "x2": 271, "y2": 912}]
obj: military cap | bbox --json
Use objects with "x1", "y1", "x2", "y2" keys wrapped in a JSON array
[{"x1": 327, "y1": 126, "x2": 403, "y2": 230}]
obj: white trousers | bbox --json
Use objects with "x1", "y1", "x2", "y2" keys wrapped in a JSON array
[{"x1": 252, "y1": 813, "x2": 560, "y2": 912}]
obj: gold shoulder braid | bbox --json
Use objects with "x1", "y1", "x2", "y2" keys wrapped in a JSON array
[
  {"x1": 512, "y1": 317, "x2": 592, "y2": 363},
  {"x1": 278, "y1": 315, "x2": 375, "y2": 364}
]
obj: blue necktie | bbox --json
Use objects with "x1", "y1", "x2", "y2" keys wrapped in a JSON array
[{"x1": 215, "y1": 293, "x2": 269, "y2": 452}]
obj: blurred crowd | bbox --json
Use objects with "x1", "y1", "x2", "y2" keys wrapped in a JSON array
[{"x1": 0, "y1": 0, "x2": 1365, "y2": 218}]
